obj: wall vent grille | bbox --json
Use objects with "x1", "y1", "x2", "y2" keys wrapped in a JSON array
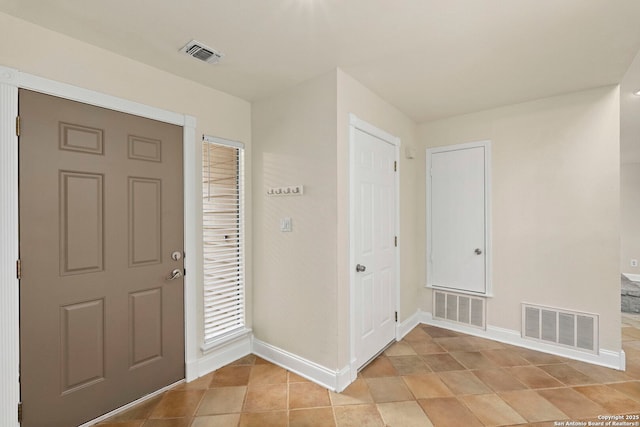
[
  {"x1": 433, "y1": 290, "x2": 485, "y2": 329},
  {"x1": 522, "y1": 303, "x2": 598, "y2": 354}
]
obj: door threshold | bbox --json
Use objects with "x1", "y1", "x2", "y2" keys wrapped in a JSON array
[
  {"x1": 357, "y1": 339, "x2": 396, "y2": 373},
  {"x1": 78, "y1": 379, "x2": 184, "y2": 427}
]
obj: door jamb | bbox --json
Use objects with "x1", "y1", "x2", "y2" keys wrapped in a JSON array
[
  {"x1": 0, "y1": 65, "x2": 197, "y2": 427},
  {"x1": 348, "y1": 114, "x2": 401, "y2": 382},
  {"x1": 425, "y1": 140, "x2": 493, "y2": 296}
]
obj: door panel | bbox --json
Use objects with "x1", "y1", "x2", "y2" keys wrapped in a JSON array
[
  {"x1": 60, "y1": 299, "x2": 105, "y2": 394},
  {"x1": 428, "y1": 144, "x2": 487, "y2": 294},
  {"x1": 59, "y1": 171, "x2": 105, "y2": 275},
  {"x1": 19, "y1": 89, "x2": 184, "y2": 427},
  {"x1": 352, "y1": 127, "x2": 397, "y2": 370},
  {"x1": 129, "y1": 177, "x2": 162, "y2": 266},
  {"x1": 129, "y1": 288, "x2": 163, "y2": 368}
]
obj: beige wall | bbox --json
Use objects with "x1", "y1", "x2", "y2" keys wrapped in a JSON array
[
  {"x1": 0, "y1": 12, "x2": 253, "y2": 362},
  {"x1": 336, "y1": 69, "x2": 419, "y2": 367},
  {"x1": 418, "y1": 86, "x2": 621, "y2": 350},
  {"x1": 251, "y1": 71, "x2": 339, "y2": 369},
  {"x1": 251, "y1": 68, "x2": 419, "y2": 371},
  {"x1": 621, "y1": 164, "x2": 640, "y2": 275},
  {"x1": 621, "y1": 49, "x2": 640, "y2": 274}
]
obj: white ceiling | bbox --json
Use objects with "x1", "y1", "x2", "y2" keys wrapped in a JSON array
[{"x1": 1, "y1": 0, "x2": 640, "y2": 123}]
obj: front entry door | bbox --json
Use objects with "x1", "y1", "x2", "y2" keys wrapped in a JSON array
[
  {"x1": 19, "y1": 89, "x2": 185, "y2": 427},
  {"x1": 351, "y1": 124, "x2": 397, "y2": 370}
]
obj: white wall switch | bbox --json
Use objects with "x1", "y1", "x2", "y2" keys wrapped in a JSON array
[
  {"x1": 632, "y1": 259, "x2": 638, "y2": 267},
  {"x1": 280, "y1": 217, "x2": 292, "y2": 232}
]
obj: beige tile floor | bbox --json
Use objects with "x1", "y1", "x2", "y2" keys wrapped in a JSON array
[{"x1": 97, "y1": 319, "x2": 640, "y2": 426}]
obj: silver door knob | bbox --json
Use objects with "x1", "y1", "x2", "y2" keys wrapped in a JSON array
[
  {"x1": 474, "y1": 248, "x2": 482, "y2": 255},
  {"x1": 356, "y1": 264, "x2": 366, "y2": 273},
  {"x1": 167, "y1": 269, "x2": 183, "y2": 280}
]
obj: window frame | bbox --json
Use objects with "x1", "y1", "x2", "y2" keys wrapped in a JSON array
[{"x1": 201, "y1": 134, "x2": 247, "y2": 351}]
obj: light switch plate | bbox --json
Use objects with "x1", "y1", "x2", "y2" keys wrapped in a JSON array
[{"x1": 280, "y1": 217, "x2": 292, "y2": 232}]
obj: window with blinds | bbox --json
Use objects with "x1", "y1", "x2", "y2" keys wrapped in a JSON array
[{"x1": 202, "y1": 135, "x2": 245, "y2": 345}]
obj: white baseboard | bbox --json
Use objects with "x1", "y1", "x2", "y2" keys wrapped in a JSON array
[
  {"x1": 252, "y1": 338, "x2": 351, "y2": 392},
  {"x1": 186, "y1": 332, "x2": 252, "y2": 381},
  {"x1": 396, "y1": 310, "x2": 423, "y2": 340},
  {"x1": 623, "y1": 273, "x2": 640, "y2": 283},
  {"x1": 420, "y1": 310, "x2": 626, "y2": 370},
  {"x1": 180, "y1": 306, "x2": 625, "y2": 403}
]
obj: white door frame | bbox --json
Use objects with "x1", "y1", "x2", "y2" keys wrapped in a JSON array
[
  {"x1": 0, "y1": 65, "x2": 198, "y2": 427},
  {"x1": 348, "y1": 114, "x2": 401, "y2": 381},
  {"x1": 426, "y1": 140, "x2": 493, "y2": 296}
]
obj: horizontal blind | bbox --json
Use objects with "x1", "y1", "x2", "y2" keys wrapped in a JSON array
[{"x1": 202, "y1": 136, "x2": 245, "y2": 343}]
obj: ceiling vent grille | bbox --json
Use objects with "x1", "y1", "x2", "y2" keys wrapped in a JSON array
[
  {"x1": 180, "y1": 40, "x2": 224, "y2": 64},
  {"x1": 522, "y1": 303, "x2": 598, "y2": 354}
]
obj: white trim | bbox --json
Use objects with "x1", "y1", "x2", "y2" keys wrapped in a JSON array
[
  {"x1": 348, "y1": 113, "x2": 401, "y2": 384},
  {"x1": 189, "y1": 333, "x2": 252, "y2": 379},
  {"x1": 418, "y1": 310, "x2": 625, "y2": 370},
  {"x1": 427, "y1": 284, "x2": 493, "y2": 298},
  {"x1": 396, "y1": 310, "x2": 423, "y2": 340},
  {"x1": 426, "y1": 140, "x2": 493, "y2": 296},
  {"x1": 201, "y1": 328, "x2": 252, "y2": 354},
  {"x1": 0, "y1": 66, "x2": 20, "y2": 427},
  {"x1": 183, "y1": 116, "x2": 198, "y2": 382},
  {"x1": 623, "y1": 273, "x2": 640, "y2": 283},
  {"x1": 253, "y1": 338, "x2": 351, "y2": 392},
  {"x1": 348, "y1": 119, "x2": 357, "y2": 384},
  {"x1": 0, "y1": 65, "x2": 198, "y2": 423},
  {"x1": 203, "y1": 134, "x2": 245, "y2": 149},
  {"x1": 78, "y1": 379, "x2": 184, "y2": 427},
  {"x1": 349, "y1": 114, "x2": 401, "y2": 147},
  {"x1": 17, "y1": 71, "x2": 185, "y2": 126},
  {"x1": 394, "y1": 140, "x2": 402, "y2": 339}
]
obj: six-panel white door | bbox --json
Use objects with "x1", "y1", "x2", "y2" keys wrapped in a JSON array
[{"x1": 351, "y1": 125, "x2": 397, "y2": 370}]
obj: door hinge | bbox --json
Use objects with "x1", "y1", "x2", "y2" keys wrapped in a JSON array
[
  {"x1": 18, "y1": 402, "x2": 22, "y2": 423},
  {"x1": 16, "y1": 259, "x2": 21, "y2": 280},
  {"x1": 183, "y1": 268, "x2": 186, "y2": 277},
  {"x1": 394, "y1": 236, "x2": 398, "y2": 247},
  {"x1": 16, "y1": 116, "x2": 20, "y2": 137},
  {"x1": 394, "y1": 160, "x2": 397, "y2": 172},
  {"x1": 395, "y1": 311, "x2": 398, "y2": 322}
]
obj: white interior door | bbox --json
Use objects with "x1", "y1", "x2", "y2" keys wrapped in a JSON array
[
  {"x1": 351, "y1": 119, "x2": 398, "y2": 370},
  {"x1": 427, "y1": 142, "x2": 490, "y2": 294}
]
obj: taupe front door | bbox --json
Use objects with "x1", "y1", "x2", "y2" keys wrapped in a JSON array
[{"x1": 19, "y1": 89, "x2": 185, "y2": 427}]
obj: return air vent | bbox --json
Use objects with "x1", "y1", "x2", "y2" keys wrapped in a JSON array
[
  {"x1": 180, "y1": 40, "x2": 224, "y2": 64},
  {"x1": 433, "y1": 290, "x2": 485, "y2": 329},
  {"x1": 522, "y1": 303, "x2": 598, "y2": 354}
]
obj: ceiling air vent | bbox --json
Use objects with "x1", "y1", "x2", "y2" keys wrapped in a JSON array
[{"x1": 180, "y1": 40, "x2": 224, "y2": 64}]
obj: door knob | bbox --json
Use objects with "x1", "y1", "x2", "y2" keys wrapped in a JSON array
[
  {"x1": 167, "y1": 269, "x2": 183, "y2": 280},
  {"x1": 474, "y1": 248, "x2": 482, "y2": 255},
  {"x1": 356, "y1": 264, "x2": 366, "y2": 273}
]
